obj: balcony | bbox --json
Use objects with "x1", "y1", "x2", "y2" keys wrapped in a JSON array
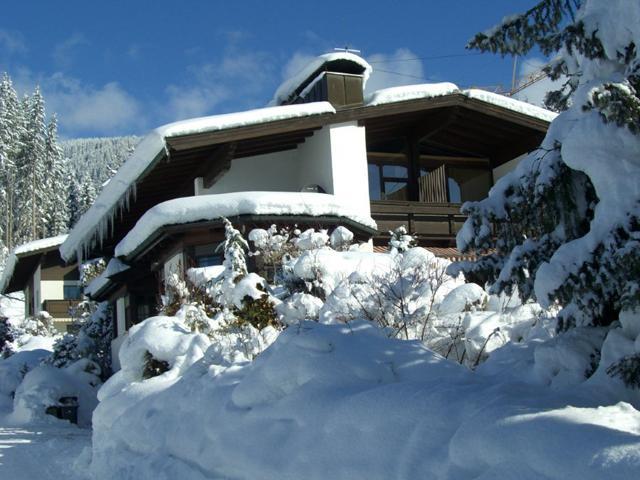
[
  {"x1": 370, "y1": 200, "x2": 466, "y2": 247},
  {"x1": 42, "y1": 299, "x2": 81, "y2": 319}
]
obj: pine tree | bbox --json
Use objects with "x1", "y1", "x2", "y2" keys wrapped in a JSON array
[
  {"x1": 454, "y1": 0, "x2": 640, "y2": 387},
  {"x1": 0, "y1": 74, "x2": 23, "y2": 251},
  {"x1": 43, "y1": 114, "x2": 69, "y2": 236},
  {"x1": 15, "y1": 88, "x2": 47, "y2": 243}
]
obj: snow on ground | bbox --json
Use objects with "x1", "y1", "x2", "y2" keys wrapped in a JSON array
[
  {"x1": 114, "y1": 192, "x2": 377, "y2": 257},
  {"x1": 90, "y1": 320, "x2": 640, "y2": 480},
  {"x1": 0, "y1": 419, "x2": 91, "y2": 480}
]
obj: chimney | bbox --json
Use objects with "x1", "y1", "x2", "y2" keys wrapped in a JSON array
[{"x1": 273, "y1": 52, "x2": 371, "y2": 109}]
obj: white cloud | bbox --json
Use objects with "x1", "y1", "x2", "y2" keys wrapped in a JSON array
[
  {"x1": 365, "y1": 48, "x2": 426, "y2": 94},
  {"x1": 52, "y1": 33, "x2": 88, "y2": 69},
  {"x1": 163, "y1": 50, "x2": 275, "y2": 120},
  {"x1": 43, "y1": 73, "x2": 144, "y2": 135},
  {"x1": 513, "y1": 57, "x2": 564, "y2": 108},
  {"x1": 0, "y1": 29, "x2": 27, "y2": 55}
]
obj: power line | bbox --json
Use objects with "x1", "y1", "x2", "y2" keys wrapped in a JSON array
[
  {"x1": 368, "y1": 52, "x2": 483, "y2": 64},
  {"x1": 374, "y1": 68, "x2": 427, "y2": 81}
]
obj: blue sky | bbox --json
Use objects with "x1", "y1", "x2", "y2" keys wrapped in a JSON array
[{"x1": 0, "y1": 0, "x2": 544, "y2": 138}]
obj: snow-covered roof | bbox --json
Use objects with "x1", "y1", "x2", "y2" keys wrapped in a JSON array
[
  {"x1": 60, "y1": 103, "x2": 336, "y2": 263},
  {"x1": 115, "y1": 192, "x2": 377, "y2": 258},
  {"x1": 271, "y1": 52, "x2": 372, "y2": 106},
  {"x1": 14, "y1": 234, "x2": 68, "y2": 256},
  {"x1": 84, "y1": 258, "x2": 130, "y2": 298},
  {"x1": 0, "y1": 235, "x2": 68, "y2": 294},
  {"x1": 366, "y1": 83, "x2": 558, "y2": 123}
]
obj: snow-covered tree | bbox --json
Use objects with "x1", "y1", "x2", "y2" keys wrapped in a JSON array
[
  {"x1": 43, "y1": 114, "x2": 69, "y2": 236},
  {"x1": 455, "y1": 0, "x2": 640, "y2": 387},
  {"x1": 15, "y1": 88, "x2": 48, "y2": 242}
]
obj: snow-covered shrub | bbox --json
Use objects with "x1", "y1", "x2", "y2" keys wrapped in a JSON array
[
  {"x1": 0, "y1": 347, "x2": 51, "y2": 410},
  {"x1": 276, "y1": 292, "x2": 324, "y2": 325},
  {"x1": 389, "y1": 225, "x2": 416, "y2": 254},
  {"x1": 80, "y1": 257, "x2": 106, "y2": 287},
  {"x1": 249, "y1": 224, "x2": 299, "y2": 281},
  {"x1": 0, "y1": 315, "x2": 14, "y2": 357},
  {"x1": 48, "y1": 301, "x2": 113, "y2": 380},
  {"x1": 19, "y1": 311, "x2": 57, "y2": 338},
  {"x1": 322, "y1": 247, "x2": 457, "y2": 340},
  {"x1": 11, "y1": 358, "x2": 100, "y2": 426},
  {"x1": 458, "y1": 0, "x2": 640, "y2": 390},
  {"x1": 329, "y1": 225, "x2": 353, "y2": 251}
]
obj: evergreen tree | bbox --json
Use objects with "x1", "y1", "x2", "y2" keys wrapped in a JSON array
[
  {"x1": 43, "y1": 114, "x2": 69, "y2": 236},
  {"x1": 15, "y1": 88, "x2": 47, "y2": 243},
  {"x1": 454, "y1": 0, "x2": 640, "y2": 387},
  {"x1": 0, "y1": 74, "x2": 23, "y2": 251}
]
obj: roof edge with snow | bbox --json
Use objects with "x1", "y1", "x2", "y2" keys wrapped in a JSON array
[{"x1": 115, "y1": 192, "x2": 377, "y2": 260}]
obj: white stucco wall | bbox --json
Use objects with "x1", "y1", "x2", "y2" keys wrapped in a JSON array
[
  {"x1": 493, "y1": 154, "x2": 526, "y2": 182},
  {"x1": 297, "y1": 126, "x2": 334, "y2": 193},
  {"x1": 199, "y1": 149, "x2": 299, "y2": 195},
  {"x1": 196, "y1": 122, "x2": 371, "y2": 216},
  {"x1": 326, "y1": 122, "x2": 371, "y2": 215}
]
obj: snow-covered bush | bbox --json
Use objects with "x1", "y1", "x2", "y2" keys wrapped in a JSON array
[
  {"x1": 457, "y1": 0, "x2": 640, "y2": 390},
  {"x1": 0, "y1": 315, "x2": 14, "y2": 357},
  {"x1": 10, "y1": 358, "x2": 101, "y2": 426},
  {"x1": 48, "y1": 301, "x2": 113, "y2": 380},
  {"x1": 321, "y1": 247, "x2": 457, "y2": 340},
  {"x1": 0, "y1": 347, "x2": 51, "y2": 410}
]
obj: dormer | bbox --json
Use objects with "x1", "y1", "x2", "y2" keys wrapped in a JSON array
[{"x1": 272, "y1": 52, "x2": 372, "y2": 109}]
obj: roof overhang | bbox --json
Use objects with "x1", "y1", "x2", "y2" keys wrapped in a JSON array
[{"x1": 0, "y1": 241, "x2": 66, "y2": 294}]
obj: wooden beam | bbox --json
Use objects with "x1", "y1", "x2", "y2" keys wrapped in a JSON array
[{"x1": 203, "y1": 143, "x2": 236, "y2": 189}]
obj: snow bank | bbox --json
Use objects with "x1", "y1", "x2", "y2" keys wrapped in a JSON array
[
  {"x1": 271, "y1": 52, "x2": 372, "y2": 105},
  {"x1": 90, "y1": 320, "x2": 640, "y2": 480},
  {"x1": 0, "y1": 349, "x2": 51, "y2": 411},
  {"x1": 10, "y1": 359, "x2": 100, "y2": 426},
  {"x1": 115, "y1": 192, "x2": 376, "y2": 258},
  {"x1": 61, "y1": 103, "x2": 336, "y2": 262}
]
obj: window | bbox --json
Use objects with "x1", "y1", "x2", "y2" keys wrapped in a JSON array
[
  {"x1": 63, "y1": 284, "x2": 82, "y2": 300},
  {"x1": 367, "y1": 138, "x2": 409, "y2": 201},
  {"x1": 195, "y1": 254, "x2": 223, "y2": 267}
]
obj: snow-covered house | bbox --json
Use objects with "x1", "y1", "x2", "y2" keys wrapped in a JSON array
[
  {"x1": 0, "y1": 235, "x2": 82, "y2": 332},
  {"x1": 59, "y1": 52, "x2": 554, "y2": 342}
]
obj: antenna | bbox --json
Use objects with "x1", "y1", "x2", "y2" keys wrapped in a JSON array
[{"x1": 333, "y1": 46, "x2": 361, "y2": 54}]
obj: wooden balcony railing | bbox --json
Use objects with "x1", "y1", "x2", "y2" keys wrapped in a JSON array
[
  {"x1": 370, "y1": 200, "x2": 467, "y2": 246},
  {"x1": 41, "y1": 300, "x2": 81, "y2": 319}
]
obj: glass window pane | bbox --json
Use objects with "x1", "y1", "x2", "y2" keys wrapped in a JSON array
[
  {"x1": 384, "y1": 181, "x2": 408, "y2": 201},
  {"x1": 382, "y1": 165, "x2": 408, "y2": 178},
  {"x1": 448, "y1": 178, "x2": 461, "y2": 203},
  {"x1": 63, "y1": 285, "x2": 82, "y2": 300},
  {"x1": 368, "y1": 164, "x2": 381, "y2": 200}
]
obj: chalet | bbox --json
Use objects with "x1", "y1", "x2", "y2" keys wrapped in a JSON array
[
  {"x1": 59, "y1": 52, "x2": 554, "y2": 347},
  {"x1": 0, "y1": 235, "x2": 82, "y2": 332}
]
